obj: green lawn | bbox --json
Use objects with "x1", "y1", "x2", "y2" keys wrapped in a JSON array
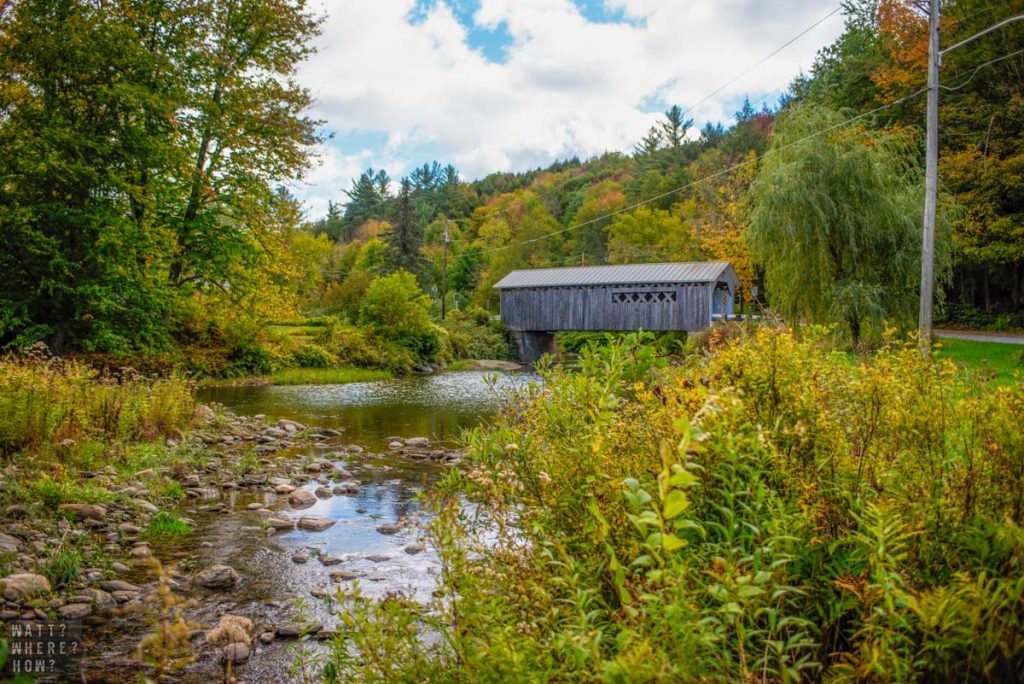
[
  {"x1": 268, "y1": 366, "x2": 392, "y2": 386},
  {"x1": 935, "y1": 337, "x2": 1023, "y2": 386}
]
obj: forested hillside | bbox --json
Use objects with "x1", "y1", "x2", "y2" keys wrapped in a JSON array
[{"x1": 1, "y1": 0, "x2": 1022, "y2": 369}]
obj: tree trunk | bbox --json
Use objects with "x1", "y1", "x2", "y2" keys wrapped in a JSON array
[{"x1": 848, "y1": 316, "x2": 861, "y2": 349}]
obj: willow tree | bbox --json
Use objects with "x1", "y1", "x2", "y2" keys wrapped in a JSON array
[{"x1": 748, "y1": 104, "x2": 949, "y2": 345}]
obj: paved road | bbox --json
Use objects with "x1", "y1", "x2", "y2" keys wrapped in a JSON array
[{"x1": 935, "y1": 329, "x2": 1024, "y2": 345}]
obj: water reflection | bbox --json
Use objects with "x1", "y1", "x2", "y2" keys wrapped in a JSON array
[{"x1": 198, "y1": 371, "x2": 532, "y2": 446}]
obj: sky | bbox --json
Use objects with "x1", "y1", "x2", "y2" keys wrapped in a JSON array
[{"x1": 292, "y1": 0, "x2": 847, "y2": 217}]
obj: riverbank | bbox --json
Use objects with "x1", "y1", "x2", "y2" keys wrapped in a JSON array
[
  {"x1": 0, "y1": 402, "x2": 466, "y2": 679},
  {"x1": 200, "y1": 359, "x2": 524, "y2": 388},
  {"x1": 0, "y1": 355, "x2": 516, "y2": 680}
]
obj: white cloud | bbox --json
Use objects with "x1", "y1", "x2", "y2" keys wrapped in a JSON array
[{"x1": 293, "y1": 0, "x2": 844, "y2": 215}]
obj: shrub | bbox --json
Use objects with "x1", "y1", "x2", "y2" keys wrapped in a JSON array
[
  {"x1": 290, "y1": 343, "x2": 336, "y2": 369},
  {"x1": 326, "y1": 328, "x2": 1024, "y2": 681},
  {"x1": 0, "y1": 355, "x2": 195, "y2": 458},
  {"x1": 224, "y1": 340, "x2": 275, "y2": 377},
  {"x1": 359, "y1": 271, "x2": 443, "y2": 363}
]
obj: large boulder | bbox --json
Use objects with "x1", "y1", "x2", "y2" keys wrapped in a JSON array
[
  {"x1": 1, "y1": 573, "x2": 51, "y2": 602},
  {"x1": 195, "y1": 564, "x2": 241, "y2": 590}
]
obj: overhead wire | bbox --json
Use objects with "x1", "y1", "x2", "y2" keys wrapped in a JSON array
[
  {"x1": 454, "y1": 43, "x2": 1024, "y2": 264},
  {"x1": 441, "y1": 2, "x2": 845, "y2": 248}
]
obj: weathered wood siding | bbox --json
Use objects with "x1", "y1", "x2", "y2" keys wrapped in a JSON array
[{"x1": 499, "y1": 282, "x2": 713, "y2": 332}]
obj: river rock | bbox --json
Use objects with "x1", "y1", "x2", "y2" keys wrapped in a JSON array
[
  {"x1": 304, "y1": 462, "x2": 322, "y2": 473},
  {"x1": 329, "y1": 569, "x2": 363, "y2": 581},
  {"x1": 99, "y1": 579, "x2": 140, "y2": 593},
  {"x1": 5, "y1": 505, "x2": 28, "y2": 518},
  {"x1": 319, "y1": 555, "x2": 343, "y2": 567},
  {"x1": 314, "y1": 486, "x2": 333, "y2": 499},
  {"x1": 195, "y1": 564, "x2": 241, "y2": 590},
  {"x1": 57, "y1": 603, "x2": 92, "y2": 620},
  {"x1": 267, "y1": 518, "x2": 295, "y2": 531},
  {"x1": 194, "y1": 404, "x2": 216, "y2": 423},
  {"x1": 376, "y1": 523, "x2": 402, "y2": 535},
  {"x1": 57, "y1": 503, "x2": 106, "y2": 520},
  {"x1": 0, "y1": 533, "x2": 22, "y2": 554},
  {"x1": 1, "y1": 573, "x2": 50, "y2": 601},
  {"x1": 405, "y1": 437, "x2": 430, "y2": 447},
  {"x1": 258, "y1": 631, "x2": 275, "y2": 644},
  {"x1": 222, "y1": 643, "x2": 250, "y2": 665},
  {"x1": 79, "y1": 588, "x2": 116, "y2": 612},
  {"x1": 276, "y1": 621, "x2": 322, "y2": 638},
  {"x1": 403, "y1": 543, "x2": 426, "y2": 555},
  {"x1": 388, "y1": 441, "x2": 403, "y2": 450},
  {"x1": 181, "y1": 474, "x2": 202, "y2": 488},
  {"x1": 274, "y1": 484, "x2": 296, "y2": 495},
  {"x1": 291, "y1": 552, "x2": 309, "y2": 564},
  {"x1": 132, "y1": 499, "x2": 159, "y2": 514},
  {"x1": 279, "y1": 419, "x2": 306, "y2": 432},
  {"x1": 364, "y1": 554, "x2": 391, "y2": 563},
  {"x1": 130, "y1": 546, "x2": 152, "y2": 560},
  {"x1": 298, "y1": 517, "x2": 335, "y2": 532},
  {"x1": 288, "y1": 490, "x2": 317, "y2": 509},
  {"x1": 111, "y1": 590, "x2": 141, "y2": 604}
]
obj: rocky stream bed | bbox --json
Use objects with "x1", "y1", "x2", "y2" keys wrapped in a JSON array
[{"x1": 0, "y1": 408, "x2": 468, "y2": 683}]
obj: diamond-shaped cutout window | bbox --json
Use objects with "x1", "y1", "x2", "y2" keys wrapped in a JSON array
[{"x1": 612, "y1": 290, "x2": 676, "y2": 304}]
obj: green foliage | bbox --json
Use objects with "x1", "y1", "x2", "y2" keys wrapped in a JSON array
[
  {"x1": 144, "y1": 511, "x2": 193, "y2": 540},
  {"x1": 0, "y1": 354, "x2": 195, "y2": 458},
  {"x1": 748, "y1": 104, "x2": 951, "y2": 345},
  {"x1": 605, "y1": 207, "x2": 701, "y2": 264},
  {"x1": 359, "y1": 271, "x2": 443, "y2": 362},
  {"x1": 440, "y1": 308, "x2": 511, "y2": 360},
  {"x1": 0, "y1": 0, "x2": 322, "y2": 353},
  {"x1": 226, "y1": 341, "x2": 276, "y2": 377},
  {"x1": 327, "y1": 328, "x2": 1024, "y2": 681},
  {"x1": 43, "y1": 542, "x2": 82, "y2": 590},
  {"x1": 289, "y1": 344, "x2": 336, "y2": 369}
]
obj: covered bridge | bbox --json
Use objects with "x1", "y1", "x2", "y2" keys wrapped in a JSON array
[{"x1": 494, "y1": 261, "x2": 740, "y2": 362}]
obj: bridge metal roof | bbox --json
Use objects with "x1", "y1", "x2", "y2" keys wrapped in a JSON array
[{"x1": 493, "y1": 262, "x2": 737, "y2": 289}]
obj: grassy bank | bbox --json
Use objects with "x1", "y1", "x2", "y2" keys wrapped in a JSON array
[
  {"x1": 269, "y1": 366, "x2": 392, "y2": 385},
  {"x1": 936, "y1": 337, "x2": 1023, "y2": 386},
  {"x1": 0, "y1": 353, "x2": 205, "y2": 512},
  {"x1": 328, "y1": 327, "x2": 1024, "y2": 682}
]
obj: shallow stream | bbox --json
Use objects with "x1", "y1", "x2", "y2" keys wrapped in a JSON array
[{"x1": 80, "y1": 371, "x2": 528, "y2": 683}]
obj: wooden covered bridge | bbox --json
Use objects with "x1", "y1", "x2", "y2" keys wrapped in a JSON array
[{"x1": 494, "y1": 261, "x2": 740, "y2": 362}]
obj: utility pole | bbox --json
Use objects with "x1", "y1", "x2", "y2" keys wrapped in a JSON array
[
  {"x1": 919, "y1": 7, "x2": 1024, "y2": 354},
  {"x1": 441, "y1": 221, "x2": 449, "y2": 320},
  {"x1": 919, "y1": 0, "x2": 939, "y2": 355}
]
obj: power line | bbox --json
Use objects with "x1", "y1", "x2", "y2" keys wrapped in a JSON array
[
  {"x1": 458, "y1": 86, "x2": 929, "y2": 261},
  {"x1": 940, "y1": 46, "x2": 1024, "y2": 91},
  {"x1": 443, "y1": 3, "x2": 844, "y2": 248},
  {"x1": 673, "y1": 5, "x2": 842, "y2": 122},
  {"x1": 460, "y1": 44, "x2": 1024, "y2": 264}
]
